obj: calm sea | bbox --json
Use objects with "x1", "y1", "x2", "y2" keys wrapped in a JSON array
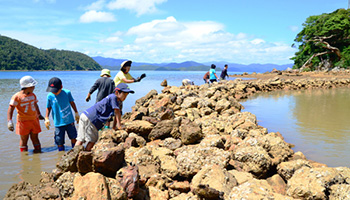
[{"x1": 1, "y1": 70, "x2": 350, "y2": 198}]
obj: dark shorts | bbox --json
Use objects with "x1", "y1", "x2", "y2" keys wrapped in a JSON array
[
  {"x1": 54, "y1": 123, "x2": 77, "y2": 145},
  {"x1": 210, "y1": 79, "x2": 217, "y2": 83}
]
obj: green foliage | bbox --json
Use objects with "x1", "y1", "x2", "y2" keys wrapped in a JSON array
[
  {"x1": 0, "y1": 35, "x2": 101, "y2": 71},
  {"x1": 291, "y1": 9, "x2": 350, "y2": 69}
]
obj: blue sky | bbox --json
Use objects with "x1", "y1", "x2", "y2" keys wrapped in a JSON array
[{"x1": 0, "y1": 0, "x2": 347, "y2": 64}]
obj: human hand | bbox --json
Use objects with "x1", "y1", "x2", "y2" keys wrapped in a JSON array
[
  {"x1": 86, "y1": 96, "x2": 91, "y2": 102},
  {"x1": 75, "y1": 112, "x2": 80, "y2": 124},
  {"x1": 134, "y1": 77, "x2": 141, "y2": 82},
  {"x1": 44, "y1": 117, "x2": 50, "y2": 130},
  {"x1": 8, "y1": 120, "x2": 14, "y2": 131}
]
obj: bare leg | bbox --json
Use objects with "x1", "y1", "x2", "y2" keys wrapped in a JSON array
[
  {"x1": 20, "y1": 134, "x2": 29, "y2": 152},
  {"x1": 71, "y1": 138, "x2": 77, "y2": 147},
  {"x1": 30, "y1": 133, "x2": 41, "y2": 153},
  {"x1": 85, "y1": 142, "x2": 95, "y2": 151}
]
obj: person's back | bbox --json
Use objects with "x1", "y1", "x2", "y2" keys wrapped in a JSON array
[
  {"x1": 86, "y1": 69, "x2": 115, "y2": 103},
  {"x1": 94, "y1": 77, "x2": 115, "y2": 102}
]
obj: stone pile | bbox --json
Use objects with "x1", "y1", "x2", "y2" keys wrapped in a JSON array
[{"x1": 5, "y1": 76, "x2": 350, "y2": 200}]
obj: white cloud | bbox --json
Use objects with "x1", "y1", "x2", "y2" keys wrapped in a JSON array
[
  {"x1": 79, "y1": 10, "x2": 116, "y2": 23},
  {"x1": 289, "y1": 25, "x2": 299, "y2": 32},
  {"x1": 97, "y1": 16, "x2": 295, "y2": 64},
  {"x1": 107, "y1": 0, "x2": 167, "y2": 16},
  {"x1": 85, "y1": 0, "x2": 106, "y2": 11},
  {"x1": 100, "y1": 36, "x2": 123, "y2": 43}
]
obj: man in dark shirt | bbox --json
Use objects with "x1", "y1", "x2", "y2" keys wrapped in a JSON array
[
  {"x1": 220, "y1": 64, "x2": 229, "y2": 80},
  {"x1": 86, "y1": 69, "x2": 115, "y2": 103}
]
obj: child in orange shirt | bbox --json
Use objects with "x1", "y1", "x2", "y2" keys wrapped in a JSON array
[{"x1": 7, "y1": 76, "x2": 44, "y2": 153}]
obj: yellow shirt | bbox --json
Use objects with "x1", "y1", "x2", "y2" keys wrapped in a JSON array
[{"x1": 114, "y1": 71, "x2": 133, "y2": 86}]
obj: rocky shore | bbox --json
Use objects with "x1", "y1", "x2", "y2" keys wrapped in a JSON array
[{"x1": 5, "y1": 70, "x2": 350, "y2": 200}]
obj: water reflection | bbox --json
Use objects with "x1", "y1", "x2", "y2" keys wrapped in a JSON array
[
  {"x1": 241, "y1": 87, "x2": 350, "y2": 167},
  {"x1": 18, "y1": 153, "x2": 42, "y2": 184}
]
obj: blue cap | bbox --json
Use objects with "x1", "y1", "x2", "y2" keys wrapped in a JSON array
[{"x1": 114, "y1": 83, "x2": 135, "y2": 93}]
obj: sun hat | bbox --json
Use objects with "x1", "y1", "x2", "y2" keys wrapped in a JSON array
[
  {"x1": 46, "y1": 77, "x2": 62, "y2": 93},
  {"x1": 20, "y1": 76, "x2": 38, "y2": 89},
  {"x1": 120, "y1": 60, "x2": 132, "y2": 70},
  {"x1": 114, "y1": 83, "x2": 135, "y2": 93},
  {"x1": 100, "y1": 69, "x2": 111, "y2": 77}
]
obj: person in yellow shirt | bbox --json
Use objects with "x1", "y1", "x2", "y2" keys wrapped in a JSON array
[{"x1": 113, "y1": 60, "x2": 146, "y2": 86}]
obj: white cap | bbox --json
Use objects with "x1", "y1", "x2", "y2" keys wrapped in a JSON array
[{"x1": 20, "y1": 76, "x2": 38, "y2": 89}]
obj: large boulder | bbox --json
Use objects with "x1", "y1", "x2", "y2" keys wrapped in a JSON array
[
  {"x1": 191, "y1": 164, "x2": 237, "y2": 199},
  {"x1": 286, "y1": 167, "x2": 350, "y2": 199},
  {"x1": 71, "y1": 172, "x2": 110, "y2": 199},
  {"x1": 124, "y1": 120, "x2": 154, "y2": 137},
  {"x1": 179, "y1": 119, "x2": 203, "y2": 144},
  {"x1": 92, "y1": 141, "x2": 125, "y2": 177},
  {"x1": 175, "y1": 145, "x2": 231, "y2": 177},
  {"x1": 54, "y1": 145, "x2": 84, "y2": 179},
  {"x1": 124, "y1": 146, "x2": 160, "y2": 182},
  {"x1": 232, "y1": 145, "x2": 272, "y2": 178},
  {"x1": 148, "y1": 119, "x2": 180, "y2": 140},
  {"x1": 228, "y1": 179, "x2": 295, "y2": 200},
  {"x1": 55, "y1": 171, "x2": 79, "y2": 198},
  {"x1": 277, "y1": 159, "x2": 311, "y2": 181},
  {"x1": 151, "y1": 147, "x2": 178, "y2": 178}
]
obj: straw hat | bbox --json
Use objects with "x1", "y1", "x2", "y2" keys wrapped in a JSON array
[
  {"x1": 100, "y1": 69, "x2": 111, "y2": 77},
  {"x1": 120, "y1": 60, "x2": 132, "y2": 70}
]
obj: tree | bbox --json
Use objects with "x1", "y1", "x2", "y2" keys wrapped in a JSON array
[{"x1": 291, "y1": 9, "x2": 350, "y2": 71}]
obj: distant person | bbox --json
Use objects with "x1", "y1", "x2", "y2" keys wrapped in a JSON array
[
  {"x1": 220, "y1": 64, "x2": 229, "y2": 80},
  {"x1": 182, "y1": 79, "x2": 194, "y2": 86},
  {"x1": 45, "y1": 77, "x2": 79, "y2": 151},
  {"x1": 209, "y1": 64, "x2": 219, "y2": 83},
  {"x1": 86, "y1": 69, "x2": 115, "y2": 103},
  {"x1": 75, "y1": 83, "x2": 134, "y2": 151},
  {"x1": 113, "y1": 60, "x2": 146, "y2": 86},
  {"x1": 7, "y1": 76, "x2": 44, "y2": 153},
  {"x1": 203, "y1": 71, "x2": 210, "y2": 84}
]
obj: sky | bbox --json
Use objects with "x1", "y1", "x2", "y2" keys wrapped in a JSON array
[{"x1": 0, "y1": 0, "x2": 347, "y2": 65}]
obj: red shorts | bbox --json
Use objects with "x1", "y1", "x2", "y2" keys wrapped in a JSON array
[{"x1": 16, "y1": 119, "x2": 41, "y2": 136}]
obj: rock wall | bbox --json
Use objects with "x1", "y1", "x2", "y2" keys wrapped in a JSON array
[{"x1": 5, "y1": 75, "x2": 350, "y2": 200}]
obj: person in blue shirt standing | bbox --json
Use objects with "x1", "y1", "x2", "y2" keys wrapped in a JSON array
[
  {"x1": 209, "y1": 64, "x2": 219, "y2": 83},
  {"x1": 45, "y1": 77, "x2": 80, "y2": 151},
  {"x1": 75, "y1": 83, "x2": 134, "y2": 151}
]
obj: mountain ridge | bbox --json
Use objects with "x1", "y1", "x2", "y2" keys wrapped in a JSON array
[{"x1": 93, "y1": 56, "x2": 293, "y2": 72}]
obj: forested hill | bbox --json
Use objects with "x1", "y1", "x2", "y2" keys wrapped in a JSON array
[{"x1": 0, "y1": 35, "x2": 101, "y2": 71}]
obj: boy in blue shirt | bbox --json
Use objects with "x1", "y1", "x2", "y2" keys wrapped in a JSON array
[
  {"x1": 45, "y1": 77, "x2": 80, "y2": 151},
  {"x1": 75, "y1": 83, "x2": 134, "y2": 151}
]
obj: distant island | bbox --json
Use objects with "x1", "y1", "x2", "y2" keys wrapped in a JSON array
[
  {"x1": 0, "y1": 35, "x2": 292, "y2": 72},
  {"x1": 0, "y1": 35, "x2": 101, "y2": 71}
]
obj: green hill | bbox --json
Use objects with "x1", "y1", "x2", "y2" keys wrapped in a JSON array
[{"x1": 0, "y1": 35, "x2": 101, "y2": 71}]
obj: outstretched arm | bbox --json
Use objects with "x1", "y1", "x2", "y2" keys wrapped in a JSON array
[{"x1": 7, "y1": 106, "x2": 15, "y2": 131}]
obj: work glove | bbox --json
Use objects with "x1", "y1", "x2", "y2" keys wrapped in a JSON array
[
  {"x1": 44, "y1": 117, "x2": 50, "y2": 130},
  {"x1": 75, "y1": 112, "x2": 80, "y2": 124},
  {"x1": 140, "y1": 73, "x2": 146, "y2": 80},
  {"x1": 8, "y1": 120, "x2": 14, "y2": 132},
  {"x1": 134, "y1": 77, "x2": 141, "y2": 82}
]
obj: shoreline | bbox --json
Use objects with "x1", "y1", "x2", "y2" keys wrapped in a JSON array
[{"x1": 5, "y1": 70, "x2": 350, "y2": 199}]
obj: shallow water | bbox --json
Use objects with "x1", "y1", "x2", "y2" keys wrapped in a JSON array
[{"x1": 241, "y1": 87, "x2": 350, "y2": 167}]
